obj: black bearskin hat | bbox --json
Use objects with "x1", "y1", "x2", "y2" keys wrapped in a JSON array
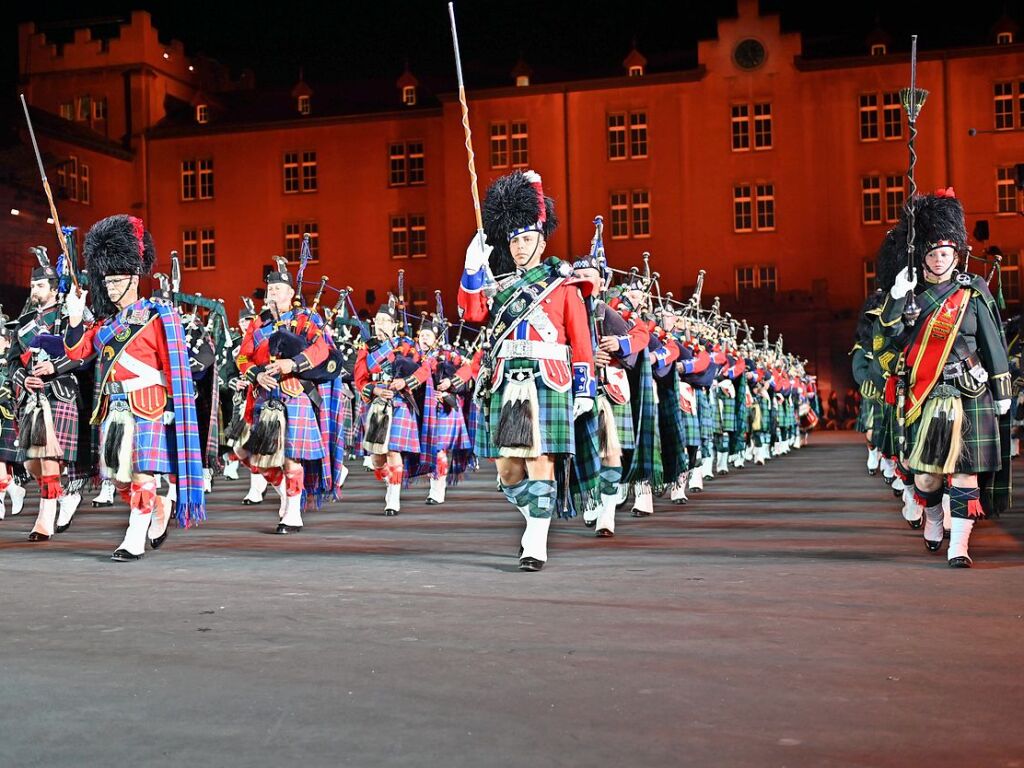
[
  {"x1": 876, "y1": 190, "x2": 967, "y2": 291},
  {"x1": 84, "y1": 215, "x2": 157, "y2": 317},
  {"x1": 482, "y1": 170, "x2": 558, "y2": 275}
]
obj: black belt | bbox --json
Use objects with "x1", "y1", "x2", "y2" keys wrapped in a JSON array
[{"x1": 942, "y1": 353, "x2": 982, "y2": 381}]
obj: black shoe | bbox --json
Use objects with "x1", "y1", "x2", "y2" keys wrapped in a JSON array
[
  {"x1": 425, "y1": 498, "x2": 440, "y2": 506},
  {"x1": 55, "y1": 519, "x2": 74, "y2": 534},
  {"x1": 672, "y1": 498, "x2": 688, "y2": 505},
  {"x1": 948, "y1": 555, "x2": 972, "y2": 568},
  {"x1": 242, "y1": 496, "x2": 264, "y2": 506},
  {"x1": 27, "y1": 531, "x2": 50, "y2": 542},
  {"x1": 892, "y1": 488, "x2": 903, "y2": 498},
  {"x1": 275, "y1": 524, "x2": 302, "y2": 534},
  {"x1": 925, "y1": 539, "x2": 942, "y2": 552},
  {"x1": 384, "y1": 508, "x2": 399, "y2": 516},
  {"x1": 519, "y1": 556, "x2": 545, "y2": 572},
  {"x1": 631, "y1": 508, "x2": 653, "y2": 518},
  {"x1": 111, "y1": 548, "x2": 142, "y2": 562},
  {"x1": 868, "y1": 469, "x2": 878, "y2": 476},
  {"x1": 596, "y1": 528, "x2": 614, "y2": 538},
  {"x1": 583, "y1": 518, "x2": 596, "y2": 528},
  {"x1": 91, "y1": 500, "x2": 113, "y2": 508},
  {"x1": 907, "y1": 517, "x2": 923, "y2": 529},
  {"x1": 149, "y1": 526, "x2": 170, "y2": 550}
]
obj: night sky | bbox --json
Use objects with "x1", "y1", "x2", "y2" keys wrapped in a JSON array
[{"x1": 3, "y1": 0, "x2": 1020, "y2": 98}]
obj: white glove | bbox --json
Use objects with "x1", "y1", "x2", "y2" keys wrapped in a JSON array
[
  {"x1": 64, "y1": 287, "x2": 88, "y2": 318},
  {"x1": 573, "y1": 396, "x2": 594, "y2": 419},
  {"x1": 890, "y1": 267, "x2": 917, "y2": 300},
  {"x1": 464, "y1": 233, "x2": 493, "y2": 274},
  {"x1": 996, "y1": 398, "x2": 1012, "y2": 416}
]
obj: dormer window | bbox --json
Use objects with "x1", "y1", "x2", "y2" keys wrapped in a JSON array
[
  {"x1": 516, "y1": 74, "x2": 530, "y2": 87},
  {"x1": 402, "y1": 85, "x2": 417, "y2": 106},
  {"x1": 997, "y1": 31, "x2": 1013, "y2": 45},
  {"x1": 628, "y1": 65, "x2": 644, "y2": 77},
  {"x1": 196, "y1": 104, "x2": 209, "y2": 124},
  {"x1": 870, "y1": 43, "x2": 887, "y2": 56},
  {"x1": 298, "y1": 94, "x2": 311, "y2": 115}
]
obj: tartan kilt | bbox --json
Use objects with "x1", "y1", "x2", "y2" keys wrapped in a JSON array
[
  {"x1": 611, "y1": 398, "x2": 636, "y2": 450},
  {"x1": 429, "y1": 400, "x2": 472, "y2": 453},
  {"x1": 352, "y1": 399, "x2": 367, "y2": 455},
  {"x1": 716, "y1": 393, "x2": 737, "y2": 434},
  {"x1": 697, "y1": 390, "x2": 715, "y2": 442},
  {"x1": 360, "y1": 395, "x2": 420, "y2": 454},
  {"x1": 480, "y1": 358, "x2": 573, "y2": 459},
  {"x1": 906, "y1": 389, "x2": 1001, "y2": 474},
  {"x1": 253, "y1": 392, "x2": 326, "y2": 461},
  {"x1": 679, "y1": 409, "x2": 701, "y2": 447},
  {"x1": 876, "y1": 401, "x2": 898, "y2": 456},
  {"x1": 99, "y1": 414, "x2": 175, "y2": 475},
  {"x1": 467, "y1": 399, "x2": 484, "y2": 452},
  {"x1": 0, "y1": 417, "x2": 19, "y2": 462},
  {"x1": 856, "y1": 397, "x2": 882, "y2": 434},
  {"x1": 19, "y1": 397, "x2": 79, "y2": 463}
]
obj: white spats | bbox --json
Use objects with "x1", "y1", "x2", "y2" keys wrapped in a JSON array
[
  {"x1": 165, "y1": 480, "x2": 178, "y2": 504},
  {"x1": 337, "y1": 462, "x2": 350, "y2": 489},
  {"x1": 56, "y1": 493, "x2": 81, "y2": 529},
  {"x1": 7, "y1": 480, "x2": 26, "y2": 515},
  {"x1": 92, "y1": 480, "x2": 115, "y2": 506},
  {"x1": 923, "y1": 504, "x2": 944, "y2": 546},
  {"x1": 595, "y1": 492, "x2": 616, "y2": 536},
  {"x1": 754, "y1": 446, "x2": 767, "y2": 465},
  {"x1": 223, "y1": 460, "x2": 239, "y2": 481},
  {"x1": 31, "y1": 498, "x2": 57, "y2": 538},
  {"x1": 880, "y1": 456, "x2": 895, "y2": 481},
  {"x1": 280, "y1": 492, "x2": 304, "y2": 528},
  {"x1": 520, "y1": 515, "x2": 551, "y2": 563},
  {"x1": 615, "y1": 483, "x2": 629, "y2": 506},
  {"x1": 670, "y1": 481, "x2": 688, "y2": 504},
  {"x1": 715, "y1": 452, "x2": 729, "y2": 475},
  {"x1": 384, "y1": 481, "x2": 402, "y2": 513},
  {"x1": 116, "y1": 506, "x2": 151, "y2": 557},
  {"x1": 148, "y1": 495, "x2": 171, "y2": 543},
  {"x1": 866, "y1": 447, "x2": 880, "y2": 473},
  {"x1": 942, "y1": 493, "x2": 951, "y2": 532},
  {"x1": 891, "y1": 476, "x2": 906, "y2": 493},
  {"x1": 203, "y1": 468, "x2": 213, "y2": 493},
  {"x1": 273, "y1": 479, "x2": 287, "y2": 519},
  {"x1": 632, "y1": 485, "x2": 653, "y2": 516},
  {"x1": 688, "y1": 468, "x2": 704, "y2": 491},
  {"x1": 701, "y1": 456, "x2": 714, "y2": 480},
  {"x1": 244, "y1": 472, "x2": 267, "y2": 503},
  {"x1": 362, "y1": 455, "x2": 375, "y2": 470},
  {"x1": 427, "y1": 476, "x2": 447, "y2": 504},
  {"x1": 901, "y1": 487, "x2": 923, "y2": 524},
  {"x1": 948, "y1": 517, "x2": 974, "y2": 563}
]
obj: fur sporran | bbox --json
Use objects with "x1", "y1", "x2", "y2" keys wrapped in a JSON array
[
  {"x1": 21, "y1": 396, "x2": 62, "y2": 460},
  {"x1": 362, "y1": 398, "x2": 393, "y2": 455},
  {"x1": 99, "y1": 404, "x2": 136, "y2": 483},
  {"x1": 496, "y1": 370, "x2": 541, "y2": 458},
  {"x1": 908, "y1": 393, "x2": 964, "y2": 475},
  {"x1": 245, "y1": 399, "x2": 287, "y2": 469}
]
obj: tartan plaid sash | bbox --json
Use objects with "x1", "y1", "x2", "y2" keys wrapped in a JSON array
[{"x1": 904, "y1": 282, "x2": 970, "y2": 426}]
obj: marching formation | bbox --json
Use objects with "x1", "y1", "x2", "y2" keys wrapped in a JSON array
[{"x1": 0, "y1": 170, "x2": 819, "y2": 571}]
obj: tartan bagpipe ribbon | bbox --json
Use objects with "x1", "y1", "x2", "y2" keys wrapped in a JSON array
[{"x1": 903, "y1": 283, "x2": 970, "y2": 426}]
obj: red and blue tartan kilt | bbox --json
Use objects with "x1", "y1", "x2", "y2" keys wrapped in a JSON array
[
  {"x1": 0, "y1": 417, "x2": 19, "y2": 462},
  {"x1": 480, "y1": 360, "x2": 574, "y2": 459},
  {"x1": 253, "y1": 392, "x2": 326, "y2": 461},
  {"x1": 611, "y1": 399, "x2": 635, "y2": 450},
  {"x1": 352, "y1": 399, "x2": 367, "y2": 455},
  {"x1": 20, "y1": 398, "x2": 80, "y2": 463},
  {"x1": 360, "y1": 396, "x2": 421, "y2": 454},
  {"x1": 430, "y1": 402, "x2": 472, "y2": 453},
  {"x1": 99, "y1": 415, "x2": 175, "y2": 475}
]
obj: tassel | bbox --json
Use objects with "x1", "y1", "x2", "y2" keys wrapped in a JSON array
[
  {"x1": 245, "y1": 400, "x2": 286, "y2": 469},
  {"x1": 597, "y1": 395, "x2": 621, "y2": 460},
  {"x1": 908, "y1": 396, "x2": 964, "y2": 475},
  {"x1": 224, "y1": 410, "x2": 248, "y2": 445},
  {"x1": 496, "y1": 372, "x2": 540, "y2": 457},
  {"x1": 363, "y1": 399, "x2": 393, "y2": 454},
  {"x1": 100, "y1": 407, "x2": 136, "y2": 484}
]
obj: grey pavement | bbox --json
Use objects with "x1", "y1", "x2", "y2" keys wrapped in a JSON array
[{"x1": 1, "y1": 432, "x2": 1023, "y2": 768}]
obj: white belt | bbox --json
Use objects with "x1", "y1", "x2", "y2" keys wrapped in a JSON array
[
  {"x1": 115, "y1": 351, "x2": 168, "y2": 392},
  {"x1": 496, "y1": 339, "x2": 568, "y2": 361}
]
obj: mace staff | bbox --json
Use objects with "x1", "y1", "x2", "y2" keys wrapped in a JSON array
[{"x1": 900, "y1": 35, "x2": 928, "y2": 325}]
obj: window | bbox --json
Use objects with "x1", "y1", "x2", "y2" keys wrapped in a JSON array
[
  {"x1": 196, "y1": 104, "x2": 209, "y2": 124},
  {"x1": 298, "y1": 94, "x2": 310, "y2": 115},
  {"x1": 882, "y1": 92, "x2": 902, "y2": 139},
  {"x1": 77, "y1": 96, "x2": 90, "y2": 121},
  {"x1": 735, "y1": 265, "x2": 777, "y2": 298},
  {"x1": 995, "y1": 82, "x2": 1014, "y2": 130},
  {"x1": 884, "y1": 174, "x2": 904, "y2": 222},
  {"x1": 79, "y1": 163, "x2": 90, "y2": 205},
  {"x1": 631, "y1": 190, "x2": 651, "y2": 237},
  {"x1": 997, "y1": 32, "x2": 1014, "y2": 45},
  {"x1": 755, "y1": 183, "x2": 775, "y2": 230},
  {"x1": 67, "y1": 156, "x2": 79, "y2": 202},
  {"x1": 864, "y1": 259, "x2": 877, "y2": 296},
  {"x1": 59, "y1": 102, "x2": 73, "y2": 121},
  {"x1": 610, "y1": 192, "x2": 629, "y2": 238},
  {"x1": 731, "y1": 104, "x2": 750, "y2": 151},
  {"x1": 390, "y1": 214, "x2": 428, "y2": 259},
  {"x1": 871, "y1": 44, "x2": 887, "y2": 56},
  {"x1": 629, "y1": 112, "x2": 648, "y2": 158},
  {"x1": 516, "y1": 74, "x2": 530, "y2": 87},
  {"x1": 753, "y1": 103, "x2": 772, "y2": 149},
  {"x1": 998, "y1": 167, "x2": 1018, "y2": 214},
  {"x1": 862, "y1": 176, "x2": 882, "y2": 224},
  {"x1": 182, "y1": 229, "x2": 198, "y2": 270},
  {"x1": 1002, "y1": 250, "x2": 1020, "y2": 302},
  {"x1": 198, "y1": 159, "x2": 214, "y2": 199},
  {"x1": 859, "y1": 93, "x2": 879, "y2": 140},
  {"x1": 607, "y1": 114, "x2": 626, "y2": 159},
  {"x1": 92, "y1": 98, "x2": 107, "y2": 121},
  {"x1": 181, "y1": 160, "x2": 197, "y2": 200},
  {"x1": 410, "y1": 287, "x2": 430, "y2": 311},
  {"x1": 285, "y1": 222, "x2": 320, "y2": 262},
  {"x1": 490, "y1": 123, "x2": 508, "y2": 168},
  {"x1": 609, "y1": 190, "x2": 651, "y2": 239},
  {"x1": 301, "y1": 151, "x2": 317, "y2": 192},
  {"x1": 733, "y1": 185, "x2": 753, "y2": 232},
  {"x1": 628, "y1": 65, "x2": 643, "y2": 77},
  {"x1": 402, "y1": 85, "x2": 416, "y2": 106},
  {"x1": 389, "y1": 141, "x2": 425, "y2": 186},
  {"x1": 510, "y1": 121, "x2": 529, "y2": 167},
  {"x1": 283, "y1": 152, "x2": 299, "y2": 193},
  {"x1": 200, "y1": 228, "x2": 216, "y2": 269}
]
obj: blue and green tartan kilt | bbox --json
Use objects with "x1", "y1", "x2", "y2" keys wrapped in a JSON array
[
  {"x1": 784, "y1": 401, "x2": 797, "y2": 430},
  {"x1": 905, "y1": 390, "x2": 1001, "y2": 474},
  {"x1": 99, "y1": 414, "x2": 175, "y2": 475},
  {"x1": 254, "y1": 392, "x2": 326, "y2": 461},
  {"x1": 480, "y1": 359, "x2": 574, "y2": 459},
  {"x1": 856, "y1": 397, "x2": 882, "y2": 434},
  {"x1": 0, "y1": 417, "x2": 19, "y2": 462},
  {"x1": 18, "y1": 397, "x2": 80, "y2": 463},
  {"x1": 430, "y1": 401, "x2": 472, "y2": 453},
  {"x1": 610, "y1": 398, "x2": 635, "y2": 450},
  {"x1": 678, "y1": 409, "x2": 701, "y2": 447},
  {"x1": 697, "y1": 390, "x2": 715, "y2": 443},
  {"x1": 716, "y1": 394, "x2": 737, "y2": 434}
]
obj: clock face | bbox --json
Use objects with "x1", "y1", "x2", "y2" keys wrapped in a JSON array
[{"x1": 734, "y1": 38, "x2": 766, "y2": 70}]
